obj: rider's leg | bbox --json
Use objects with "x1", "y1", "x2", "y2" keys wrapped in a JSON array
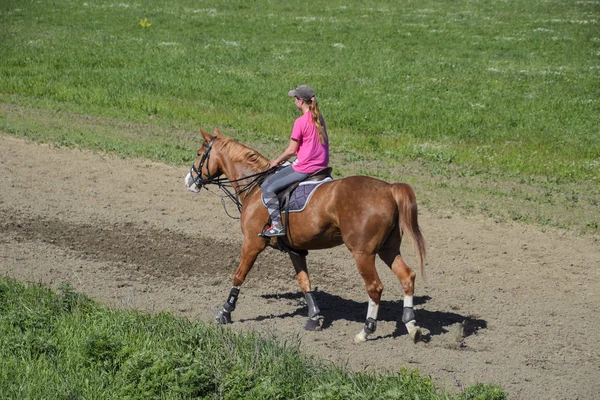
[{"x1": 261, "y1": 165, "x2": 308, "y2": 229}]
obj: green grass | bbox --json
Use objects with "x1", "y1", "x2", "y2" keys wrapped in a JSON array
[
  {"x1": 0, "y1": 0, "x2": 598, "y2": 235},
  {"x1": 1, "y1": 0, "x2": 598, "y2": 180},
  {"x1": 0, "y1": 277, "x2": 506, "y2": 399}
]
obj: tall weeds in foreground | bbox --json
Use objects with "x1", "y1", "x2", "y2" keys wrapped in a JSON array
[{"x1": 0, "y1": 277, "x2": 506, "y2": 399}]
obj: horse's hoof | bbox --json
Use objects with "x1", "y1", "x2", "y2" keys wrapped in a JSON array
[
  {"x1": 405, "y1": 320, "x2": 422, "y2": 343},
  {"x1": 409, "y1": 326, "x2": 422, "y2": 343},
  {"x1": 304, "y1": 317, "x2": 322, "y2": 331},
  {"x1": 354, "y1": 329, "x2": 368, "y2": 343},
  {"x1": 215, "y1": 309, "x2": 232, "y2": 324}
]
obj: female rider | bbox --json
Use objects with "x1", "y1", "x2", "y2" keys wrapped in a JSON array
[{"x1": 260, "y1": 85, "x2": 329, "y2": 237}]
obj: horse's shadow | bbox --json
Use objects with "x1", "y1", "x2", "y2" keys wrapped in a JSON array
[{"x1": 239, "y1": 290, "x2": 486, "y2": 341}]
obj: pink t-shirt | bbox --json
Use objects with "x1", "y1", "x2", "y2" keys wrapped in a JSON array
[{"x1": 290, "y1": 112, "x2": 329, "y2": 174}]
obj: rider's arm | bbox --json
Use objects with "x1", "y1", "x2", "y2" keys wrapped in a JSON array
[{"x1": 270, "y1": 139, "x2": 299, "y2": 168}]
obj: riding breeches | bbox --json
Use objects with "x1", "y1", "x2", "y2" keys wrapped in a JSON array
[{"x1": 261, "y1": 165, "x2": 309, "y2": 225}]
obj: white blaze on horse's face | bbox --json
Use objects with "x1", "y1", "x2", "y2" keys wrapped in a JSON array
[{"x1": 184, "y1": 172, "x2": 200, "y2": 193}]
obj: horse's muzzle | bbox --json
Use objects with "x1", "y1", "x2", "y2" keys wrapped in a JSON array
[{"x1": 184, "y1": 172, "x2": 201, "y2": 193}]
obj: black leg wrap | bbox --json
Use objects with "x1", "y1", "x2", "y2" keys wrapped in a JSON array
[
  {"x1": 402, "y1": 307, "x2": 416, "y2": 324},
  {"x1": 223, "y1": 287, "x2": 240, "y2": 313},
  {"x1": 364, "y1": 317, "x2": 377, "y2": 334},
  {"x1": 304, "y1": 291, "x2": 320, "y2": 318}
]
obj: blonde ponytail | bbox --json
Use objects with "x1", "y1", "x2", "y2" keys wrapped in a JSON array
[{"x1": 308, "y1": 100, "x2": 327, "y2": 144}]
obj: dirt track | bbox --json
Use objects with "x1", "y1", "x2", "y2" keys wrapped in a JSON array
[{"x1": 1, "y1": 135, "x2": 599, "y2": 399}]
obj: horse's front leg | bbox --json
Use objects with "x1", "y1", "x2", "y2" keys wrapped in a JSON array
[
  {"x1": 215, "y1": 236, "x2": 266, "y2": 324},
  {"x1": 289, "y1": 252, "x2": 322, "y2": 331}
]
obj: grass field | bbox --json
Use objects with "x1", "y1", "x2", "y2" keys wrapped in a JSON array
[{"x1": 1, "y1": 0, "x2": 598, "y2": 234}]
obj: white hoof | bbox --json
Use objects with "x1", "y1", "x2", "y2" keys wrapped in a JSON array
[
  {"x1": 405, "y1": 320, "x2": 421, "y2": 343},
  {"x1": 354, "y1": 328, "x2": 368, "y2": 343}
]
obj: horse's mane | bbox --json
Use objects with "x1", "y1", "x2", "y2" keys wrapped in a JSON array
[{"x1": 217, "y1": 136, "x2": 271, "y2": 173}]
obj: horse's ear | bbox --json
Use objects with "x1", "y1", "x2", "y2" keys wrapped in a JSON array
[
  {"x1": 200, "y1": 128, "x2": 212, "y2": 142},
  {"x1": 213, "y1": 127, "x2": 229, "y2": 139}
]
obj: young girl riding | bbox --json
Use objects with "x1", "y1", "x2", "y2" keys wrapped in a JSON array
[{"x1": 261, "y1": 85, "x2": 329, "y2": 237}]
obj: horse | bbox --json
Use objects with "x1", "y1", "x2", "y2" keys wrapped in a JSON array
[{"x1": 185, "y1": 128, "x2": 426, "y2": 343}]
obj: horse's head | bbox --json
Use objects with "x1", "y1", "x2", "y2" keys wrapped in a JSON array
[{"x1": 185, "y1": 128, "x2": 224, "y2": 193}]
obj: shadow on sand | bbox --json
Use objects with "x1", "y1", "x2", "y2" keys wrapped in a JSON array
[{"x1": 238, "y1": 290, "x2": 486, "y2": 342}]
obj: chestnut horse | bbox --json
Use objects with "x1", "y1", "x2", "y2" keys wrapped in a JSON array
[{"x1": 185, "y1": 128, "x2": 426, "y2": 342}]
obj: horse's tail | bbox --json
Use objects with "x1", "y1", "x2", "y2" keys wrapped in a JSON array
[{"x1": 391, "y1": 183, "x2": 426, "y2": 278}]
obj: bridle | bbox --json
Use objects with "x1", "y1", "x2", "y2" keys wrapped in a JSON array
[
  {"x1": 188, "y1": 137, "x2": 274, "y2": 219},
  {"x1": 189, "y1": 136, "x2": 217, "y2": 188}
]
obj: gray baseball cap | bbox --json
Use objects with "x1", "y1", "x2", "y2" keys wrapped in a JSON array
[{"x1": 288, "y1": 85, "x2": 315, "y2": 101}]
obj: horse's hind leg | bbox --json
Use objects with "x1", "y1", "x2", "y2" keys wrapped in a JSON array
[
  {"x1": 215, "y1": 236, "x2": 266, "y2": 324},
  {"x1": 289, "y1": 252, "x2": 322, "y2": 331},
  {"x1": 352, "y1": 252, "x2": 383, "y2": 343},
  {"x1": 378, "y1": 238, "x2": 421, "y2": 342}
]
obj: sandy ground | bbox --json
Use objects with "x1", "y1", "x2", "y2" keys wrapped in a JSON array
[{"x1": 1, "y1": 135, "x2": 599, "y2": 399}]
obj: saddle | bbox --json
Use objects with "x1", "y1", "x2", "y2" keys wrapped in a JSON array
[
  {"x1": 262, "y1": 167, "x2": 333, "y2": 256},
  {"x1": 275, "y1": 167, "x2": 333, "y2": 212}
]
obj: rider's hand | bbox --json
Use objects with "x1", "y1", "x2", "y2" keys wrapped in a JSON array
[{"x1": 269, "y1": 160, "x2": 280, "y2": 169}]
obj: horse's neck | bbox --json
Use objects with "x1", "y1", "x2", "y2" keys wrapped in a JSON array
[
  {"x1": 223, "y1": 160, "x2": 268, "y2": 200},
  {"x1": 223, "y1": 160, "x2": 261, "y2": 182}
]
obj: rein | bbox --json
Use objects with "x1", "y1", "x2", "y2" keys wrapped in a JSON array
[{"x1": 189, "y1": 137, "x2": 274, "y2": 219}]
